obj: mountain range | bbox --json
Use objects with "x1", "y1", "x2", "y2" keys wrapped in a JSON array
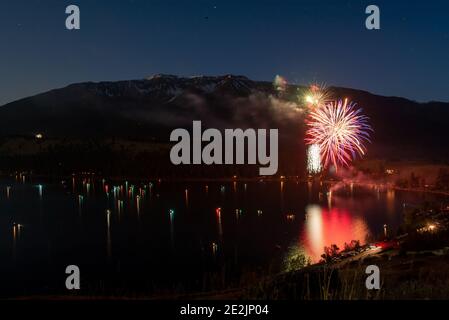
[{"x1": 0, "y1": 74, "x2": 448, "y2": 175}]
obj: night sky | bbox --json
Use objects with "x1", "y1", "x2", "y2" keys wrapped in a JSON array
[{"x1": 0, "y1": 0, "x2": 448, "y2": 105}]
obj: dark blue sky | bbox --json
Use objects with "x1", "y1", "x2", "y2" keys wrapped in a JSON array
[{"x1": 1, "y1": 0, "x2": 448, "y2": 105}]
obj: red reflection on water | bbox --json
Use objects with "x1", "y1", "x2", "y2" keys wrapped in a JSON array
[{"x1": 301, "y1": 205, "x2": 369, "y2": 262}]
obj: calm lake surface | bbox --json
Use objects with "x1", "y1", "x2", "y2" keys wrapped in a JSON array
[{"x1": 0, "y1": 176, "x2": 444, "y2": 297}]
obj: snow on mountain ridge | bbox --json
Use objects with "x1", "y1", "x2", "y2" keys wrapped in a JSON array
[{"x1": 81, "y1": 74, "x2": 256, "y2": 99}]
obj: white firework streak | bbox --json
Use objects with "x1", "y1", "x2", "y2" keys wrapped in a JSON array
[{"x1": 307, "y1": 144, "x2": 322, "y2": 174}]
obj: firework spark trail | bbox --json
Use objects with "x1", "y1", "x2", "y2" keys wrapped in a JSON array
[
  {"x1": 307, "y1": 144, "x2": 322, "y2": 174},
  {"x1": 305, "y1": 98, "x2": 372, "y2": 170},
  {"x1": 303, "y1": 83, "x2": 332, "y2": 108},
  {"x1": 273, "y1": 75, "x2": 288, "y2": 93}
]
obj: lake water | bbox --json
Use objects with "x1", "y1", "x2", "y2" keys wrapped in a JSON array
[{"x1": 0, "y1": 176, "x2": 443, "y2": 297}]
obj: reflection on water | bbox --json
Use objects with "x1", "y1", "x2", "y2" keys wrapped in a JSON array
[
  {"x1": 12, "y1": 224, "x2": 17, "y2": 261},
  {"x1": 216, "y1": 207, "x2": 223, "y2": 239},
  {"x1": 387, "y1": 189, "x2": 395, "y2": 215},
  {"x1": 106, "y1": 209, "x2": 112, "y2": 258},
  {"x1": 280, "y1": 181, "x2": 284, "y2": 213},
  {"x1": 136, "y1": 195, "x2": 141, "y2": 217},
  {"x1": 1, "y1": 175, "x2": 444, "y2": 296},
  {"x1": 301, "y1": 205, "x2": 369, "y2": 262},
  {"x1": 37, "y1": 184, "x2": 43, "y2": 198},
  {"x1": 78, "y1": 195, "x2": 83, "y2": 216},
  {"x1": 169, "y1": 208, "x2": 175, "y2": 248},
  {"x1": 307, "y1": 181, "x2": 312, "y2": 200}
]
